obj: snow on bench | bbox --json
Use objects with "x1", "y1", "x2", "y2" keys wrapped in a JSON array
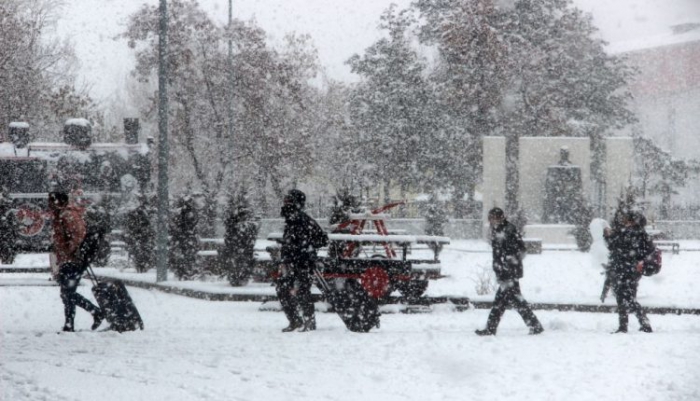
[
  {"x1": 267, "y1": 232, "x2": 450, "y2": 245},
  {"x1": 655, "y1": 241, "x2": 680, "y2": 255}
]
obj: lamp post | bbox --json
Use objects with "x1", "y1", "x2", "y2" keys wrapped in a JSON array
[
  {"x1": 227, "y1": 0, "x2": 235, "y2": 168},
  {"x1": 156, "y1": 0, "x2": 169, "y2": 282}
]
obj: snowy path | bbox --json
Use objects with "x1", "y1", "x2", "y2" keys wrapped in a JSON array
[{"x1": 2, "y1": 286, "x2": 700, "y2": 401}]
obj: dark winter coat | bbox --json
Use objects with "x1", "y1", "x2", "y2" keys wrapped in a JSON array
[
  {"x1": 281, "y1": 210, "x2": 328, "y2": 268},
  {"x1": 490, "y1": 219, "x2": 526, "y2": 281},
  {"x1": 605, "y1": 226, "x2": 654, "y2": 280}
]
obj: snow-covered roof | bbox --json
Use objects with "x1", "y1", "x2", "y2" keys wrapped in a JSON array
[
  {"x1": 64, "y1": 118, "x2": 91, "y2": 127},
  {"x1": 607, "y1": 29, "x2": 700, "y2": 54},
  {"x1": 18, "y1": 142, "x2": 150, "y2": 162}
]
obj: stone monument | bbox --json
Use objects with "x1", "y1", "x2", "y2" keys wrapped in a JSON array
[
  {"x1": 542, "y1": 147, "x2": 584, "y2": 224},
  {"x1": 482, "y1": 136, "x2": 633, "y2": 244}
]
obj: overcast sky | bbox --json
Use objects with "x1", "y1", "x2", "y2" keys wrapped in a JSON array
[{"x1": 53, "y1": 0, "x2": 700, "y2": 103}]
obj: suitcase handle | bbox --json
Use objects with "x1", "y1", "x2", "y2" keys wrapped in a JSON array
[
  {"x1": 85, "y1": 264, "x2": 101, "y2": 286},
  {"x1": 313, "y1": 266, "x2": 331, "y2": 292}
]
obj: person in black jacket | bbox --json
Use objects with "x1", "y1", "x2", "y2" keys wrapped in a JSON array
[
  {"x1": 476, "y1": 207, "x2": 544, "y2": 336},
  {"x1": 276, "y1": 189, "x2": 329, "y2": 332},
  {"x1": 604, "y1": 210, "x2": 653, "y2": 333}
]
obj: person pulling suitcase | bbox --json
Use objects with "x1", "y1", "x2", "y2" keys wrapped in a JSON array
[
  {"x1": 49, "y1": 191, "x2": 103, "y2": 332},
  {"x1": 276, "y1": 189, "x2": 328, "y2": 332}
]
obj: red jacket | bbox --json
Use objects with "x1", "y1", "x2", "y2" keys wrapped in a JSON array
[{"x1": 52, "y1": 204, "x2": 86, "y2": 265}]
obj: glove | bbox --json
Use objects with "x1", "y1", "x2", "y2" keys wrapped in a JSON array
[{"x1": 636, "y1": 261, "x2": 644, "y2": 273}]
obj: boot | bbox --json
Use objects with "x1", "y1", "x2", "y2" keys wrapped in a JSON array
[
  {"x1": 475, "y1": 328, "x2": 495, "y2": 336},
  {"x1": 637, "y1": 313, "x2": 652, "y2": 333},
  {"x1": 299, "y1": 316, "x2": 316, "y2": 332},
  {"x1": 91, "y1": 310, "x2": 104, "y2": 331},
  {"x1": 62, "y1": 319, "x2": 74, "y2": 332},
  {"x1": 282, "y1": 319, "x2": 303, "y2": 333},
  {"x1": 529, "y1": 325, "x2": 544, "y2": 335},
  {"x1": 616, "y1": 313, "x2": 629, "y2": 334}
]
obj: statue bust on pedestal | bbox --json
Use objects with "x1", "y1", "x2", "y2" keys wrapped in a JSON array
[{"x1": 542, "y1": 147, "x2": 584, "y2": 224}]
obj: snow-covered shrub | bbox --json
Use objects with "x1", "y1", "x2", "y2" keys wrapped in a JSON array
[
  {"x1": 220, "y1": 189, "x2": 258, "y2": 286},
  {"x1": 424, "y1": 194, "x2": 448, "y2": 257},
  {"x1": 0, "y1": 190, "x2": 18, "y2": 264},
  {"x1": 169, "y1": 195, "x2": 200, "y2": 280},
  {"x1": 123, "y1": 198, "x2": 154, "y2": 273},
  {"x1": 472, "y1": 264, "x2": 497, "y2": 296}
]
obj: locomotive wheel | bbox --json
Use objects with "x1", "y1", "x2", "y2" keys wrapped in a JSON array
[{"x1": 360, "y1": 262, "x2": 392, "y2": 300}]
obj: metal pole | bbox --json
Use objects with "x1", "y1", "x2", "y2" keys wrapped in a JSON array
[
  {"x1": 227, "y1": 0, "x2": 235, "y2": 171},
  {"x1": 156, "y1": 0, "x2": 169, "y2": 282}
]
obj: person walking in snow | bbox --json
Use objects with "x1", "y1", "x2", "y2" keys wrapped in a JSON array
[
  {"x1": 604, "y1": 210, "x2": 653, "y2": 333},
  {"x1": 49, "y1": 191, "x2": 103, "y2": 332},
  {"x1": 476, "y1": 207, "x2": 544, "y2": 336},
  {"x1": 276, "y1": 189, "x2": 328, "y2": 332}
]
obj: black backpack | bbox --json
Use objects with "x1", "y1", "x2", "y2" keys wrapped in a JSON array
[
  {"x1": 641, "y1": 246, "x2": 662, "y2": 276},
  {"x1": 76, "y1": 221, "x2": 106, "y2": 269},
  {"x1": 308, "y1": 218, "x2": 329, "y2": 249}
]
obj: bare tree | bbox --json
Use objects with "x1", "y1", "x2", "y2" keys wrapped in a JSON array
[
  {"x1": 0, "y1": 0, "x2": 95, "y2": 137},
  {"x1": 123, "y1": 0, "x2": 320, "y2": 220}
]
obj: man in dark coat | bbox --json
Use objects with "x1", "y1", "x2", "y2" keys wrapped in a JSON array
[
  {"x1": 276, "y1": 189, "x2": 328, "y2": 332},
  {"x1": 49, "y1": 191, "x2": 103, "y2": 332},
  {"x1": 476, "y1": 207, "x2": 544, "y2": 336},
  {"x1": 604, "y1": 210, "x2": 653, "y2": 333}
]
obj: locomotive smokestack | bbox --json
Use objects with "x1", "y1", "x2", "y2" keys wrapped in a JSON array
[
  {"x1": 124, "y1": 118, "x2": 140, "y2": 144},
  {"x1": 63, "y1": 118, "x2": 92, "y2": 149},
  {"x1": 8, "y1": 122, "x2": 30, "y2": 148}
]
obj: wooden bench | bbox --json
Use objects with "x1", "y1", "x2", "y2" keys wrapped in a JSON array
[{"x1": 655, "y1": 241, "x2": 680, "y2": 255}]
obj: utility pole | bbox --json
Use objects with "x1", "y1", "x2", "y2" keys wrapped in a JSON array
[
  {"x1": 156, "y1": 0, "x2": 169, "y2": 282},
  {"x1": 227, "y1": 0, "x2": 235, "y2": 170}
]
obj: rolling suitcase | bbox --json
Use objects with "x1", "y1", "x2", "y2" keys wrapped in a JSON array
[
  {"x1": 313, "y1": 266, "x2": 380, "y2": 332},
  {"x1": 86, "y1": 266, "x2": 144, "y2": 332}
]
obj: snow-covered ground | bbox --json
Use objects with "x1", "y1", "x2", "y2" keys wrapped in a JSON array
[{"x1": 2, "y1": 241, "x2": 700, "y2": 400}]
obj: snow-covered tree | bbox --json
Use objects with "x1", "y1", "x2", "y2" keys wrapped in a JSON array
[
  {"x1": 123, "y1": 197, "x2": 155, "y2": 273},
  {"x1": 415, "y1": 0, "x2": 637, "y2": 214},
  {"x1": 634, "y1": 136, "x2": 700, "y2": 220},
  {"x1": 313, "y1": 82, "x2": 368, "y2": 194},
  {"x1": 423, "y1": 193, "x2": 448, "y2": 256},
  {"x1": 123, "y1": 0, "x2": 320, "y2": 217},
  {"x1": 502, "y1": 0, "x2": 637, "y2": 137},
  {"x1": 416, "y1": 0, "x2": 509, "y2": 137},
  {"x1": 0, "y1": 189, "x2": 18, "y2": 264},
  {"x1": 169, "y1": 194, "x2": 200, "y2": 280},
  {"x1": 220, "y1": 187, "x2": 258, "y2": 286},
  {"x1": 415, "y1": 0, "x2": 507, "y2": 211},
  {"x1": 347, "y1": 5, "x2": 441, "y2": 202},
  {"x1": 0, "y1": 0, "x2": 96, "y2": 137}
]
